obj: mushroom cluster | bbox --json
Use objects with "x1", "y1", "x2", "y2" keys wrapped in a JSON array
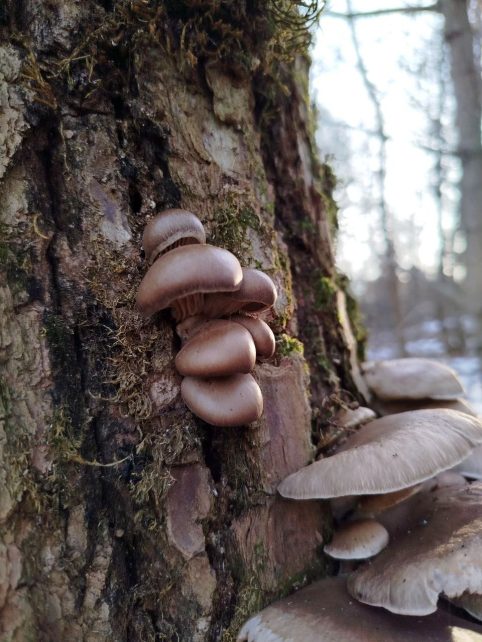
[
  {"x1": 238, "y1": 357, "x2": 482, "y2": 639},
  {"x1": 136, "y1": 209, "x2": 277, "y2": 427}
]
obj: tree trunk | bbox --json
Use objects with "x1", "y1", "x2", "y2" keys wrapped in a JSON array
[
  {"x1": 0, "y1": 3, "x2": 364, "y2": 640},
  {"x1": 441, "y1": 0, "x2": 482, "y2": 314}
]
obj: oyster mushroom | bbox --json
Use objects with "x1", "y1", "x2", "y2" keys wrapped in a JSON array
[
  {"x1": 136, "y1": 244, "x2": 242, "y2": 320},
  {"x1": 362, "y1": 358, "x2": 464, "y2": 401},
  {"x1": 202, "y1": 268, "x2": 277, "y2": 318},
  {"x1": 230, "y1": 315, "x2": 276, "y2": 359},
  {"x1": 348, "y1": 482, "x2": 482, "y2": 616},
  {"x1": 181, "y1": 373, "x2": 263, "y2": 427},
  {"x1": 175, "y1": 320, "x2": 256, "y2": 377},
  {"x1": 324, "y1": 519, "x2": 389, "y2": 560},
  {"x1": 143, "y1": 208, "x2": 206, "y2": 263},
  {"x1": 237, "y1": 576, "x2": 482, "y2": 642},
  {"x1": 335, "y1": 405, "x2": 377, "y2": 430},
  {"x1": 277, "y1": 409, "x2": 482, "y2": 500}
]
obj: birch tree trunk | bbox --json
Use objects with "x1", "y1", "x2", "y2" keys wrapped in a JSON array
[{"x1": 0, "y1": 3, "x2": 365, "y2": 640}]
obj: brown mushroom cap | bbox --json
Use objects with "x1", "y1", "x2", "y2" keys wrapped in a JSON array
[
  {"x1": 237, "y1": 576, "x2": 482, "y2": 642},
  {"x1": 202, "y1": 268, "x2": 277, "y2": 318},
  {"x1": 348, "y1": 482, "x2": 482, "y2": 616},
  {"x1": 142, "y1": 209, "x2": 206, "y2": 263},
  {"x1": 181, "y1": 373, "x2": 263, "y2": 426},
  {"x1": 362, "y1": 358, "x2": 464, "y2": 401},
  {"x1": 324, "y1": 519, "x2": 389, "y2": 560},
  {"x1": 277, "y1": 409, "x2": 482, "y2": 500},
  {"x1": 230, "y1": 315, "x2": 276, "y2": 359},
  {"x1": 175, "y1": 320, "x2": 256, "y2": 377},
  {"x1": 136, "y1": 244, "x2": 242, "y2": 319}
]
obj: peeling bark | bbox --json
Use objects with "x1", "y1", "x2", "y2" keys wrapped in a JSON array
[{"x1": 0, "y1": 3, "x2": 363, "y2": 640}]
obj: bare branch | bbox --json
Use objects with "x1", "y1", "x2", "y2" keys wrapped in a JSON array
[{"x1": 326, "y1": 3, "x2": 440, "y2": 19}]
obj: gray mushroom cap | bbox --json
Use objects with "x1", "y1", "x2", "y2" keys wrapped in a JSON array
[
  {"x1": 237, "y1": 576, "x2": 482, "y2": 642},
  {"x1": 277, "y1": 409, "x2": 482, "y2": 500},
  {"x1": 175, "y1": 320, "x2": 256, "y2": 377},
  {"x1": 181, "y1": 373, "x2": 263, "y2": 427},
  {"x1": 335, "y1": 406, "x2": 376, "y2": 429},
  {"x1": 348, "y1": 482, "x2": 482, "y2": 616},
  {"x1": 136, "y1": 244, "x2": 242, "y2": 319},
  {"x1": 324, "y1": 519, "x2": 389, "y2": 560},
  {"x1": 142, "y1": 209, "x2": 206, "y2": 263},
  {"x1": 362, "y1": 358, "x2": 464, "y2": 401}
]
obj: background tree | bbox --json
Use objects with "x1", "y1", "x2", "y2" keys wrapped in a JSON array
[{"x1": 0, "y1": 2, "x2": 363, "y2": 640}]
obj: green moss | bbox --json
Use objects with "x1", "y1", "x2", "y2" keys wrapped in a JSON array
[
  {"x1": 337, "y1": 273, "x2": 367, "y2": 361},
  {"x1": 209, "y1": 199, "x2": 261, "y2": 262},
  {"x1": 313, "y1": 273, "x2": 337, "y2": 310},
  {"x1": 276, "y1": 333, "x2": 304, "y2": 357}
]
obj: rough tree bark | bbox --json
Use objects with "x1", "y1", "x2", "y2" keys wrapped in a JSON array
[{"x1": 0, "y1": 3, "x2": 365, "y2": 641}]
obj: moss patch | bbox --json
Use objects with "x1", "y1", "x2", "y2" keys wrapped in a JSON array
[
  {"x1": 208, "y1": 196, "x2": 262, "y2": 264},
  {"x1": 276, "y1": 333, "x2": 304, "y2": 357}
]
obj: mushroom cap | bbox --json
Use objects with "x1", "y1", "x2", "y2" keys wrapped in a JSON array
[
  {"x1": 181, "y1": 373, "x2": 263, "y2": 427},
  {"x1": 202, "y1": 268, "x2": 277, "y2": 318},
  {"x1": 452, "y1": 444, "x2": 482, "y2": 479},
  {"x1": 175, "y1": 320, "x2": 256, "y2": 377},
  {"x1": 237, "y1": 576, "x2": 482, "y2": 642},
  {"x1": 335, "y1": 406, "x2": 377, "y2": 429},
  {"x1": 277, "y1": 409, "x2": 482, "y2": 500},
  {"x1": 136, "y1": 244, "x2": 242, "y2": 317},
  {"x1": 142, "y1": 209, "x2": 206, "y2": 263},
  {"x1": 324, "y1": 519, "x2": 389, "y2": 560},
  {"x1": 362, "y1": 358, "x2": 464, "y2": 401},
  {"x1": 230, "y1": 315, "x2": 276, "y2": 359},
  {"x1": 348, "y1": 482, "x2": 482, "y2": 616}
]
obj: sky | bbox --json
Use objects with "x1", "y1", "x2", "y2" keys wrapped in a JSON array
[{"x1": 310, "y1": 0, "x2": 461, "y2": 286}]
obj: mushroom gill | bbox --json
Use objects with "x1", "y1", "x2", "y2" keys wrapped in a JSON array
[{"x1": 348, "y1": 482, "x2": 482, "y2": 616}]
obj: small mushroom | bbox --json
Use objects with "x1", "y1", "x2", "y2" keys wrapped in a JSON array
[
  {"x1": 142, "y1": 209, "x2": 206, "y2": 264},
  {"x1": 181, "y1": 373, "x2": 263, "y2": 427},
  {"x1": 237, "y1": 576, "x2": 482, "y2": 642},
  {"x1": 202, "y1": 268, "x2": 277, "y2": 318},
  {"x1": 230, "y1": 315, "x2": 276, "y2": 359},
  {"x1": 335, "y1": 405, "x2": 376, "y2": 430},
  {"x1": 362, "y1": 358, "x2": 464, "y2": 401},
  {"x1": 136, "y1": 244, "x2": 242, "y2": 320},
  {"x1": 175, "y1": 320, "x2": 256, "y2": 377},
  {"x1": 348, "y1": 482, "x2": 482, "y2": 616},
  {"x1": 324, "y1": 519, "x2": 389, "y2": 560},
  {"x1": 277, "y1": 409, "x2": 482, "y2": 500}
]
